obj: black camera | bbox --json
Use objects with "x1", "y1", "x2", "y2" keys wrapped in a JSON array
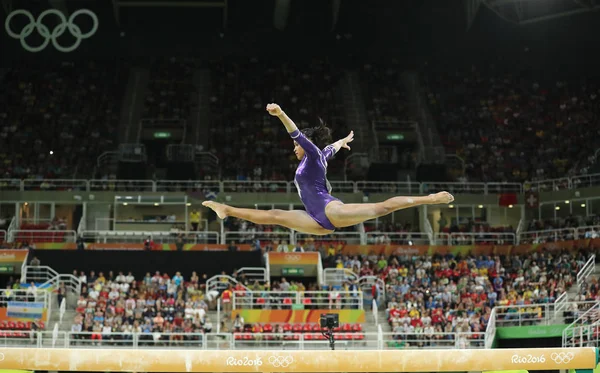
[{"x1": 320, "y1": 313, "x2": 339, "y2": 329}]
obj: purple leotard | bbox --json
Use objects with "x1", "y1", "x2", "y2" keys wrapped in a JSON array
[{"x1": 290, "y1": 129, "x2": 340, "y2": 231}]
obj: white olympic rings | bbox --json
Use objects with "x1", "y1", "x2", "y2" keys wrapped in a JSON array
[
  {"x1": 268, "y1": 356, "x2": 294, "y2": 368},
  {"x1": 550, "y1": 352, "x2": 574, "y2": 364},
  {"x1": 284, "y1": 254, "x2": 302, "y2": 262},
  {"x1": 5, "y1": 9, "x2": 98, "y2": 53}
]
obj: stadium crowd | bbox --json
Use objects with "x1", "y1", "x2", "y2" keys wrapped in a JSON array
[
  {"x1": 423, "y1": 63, "x2": 600, "y2": 183},
  {"x1": 0, "y1": 60, "x2": 127, "y2": 179}
]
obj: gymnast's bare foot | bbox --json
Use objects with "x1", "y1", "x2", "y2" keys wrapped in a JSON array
[
  {"x1": 429, "y1": 191, "x2": 455, "y2": 204},
  {"x1": 202, "y1": 201, "x2": 229, "y2": 219}
]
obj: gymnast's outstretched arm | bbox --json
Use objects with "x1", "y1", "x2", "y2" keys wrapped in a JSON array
[
  {"x1": 266, "y1": 103, "x2": 297, "y2": 132},
  {"x1": 323, "y1": 131, "x2": 354, "y2": 160}
]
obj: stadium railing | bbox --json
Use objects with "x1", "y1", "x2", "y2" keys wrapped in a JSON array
[
  {"x1": 234, "y1": 267, "x2": 267, "y2": 284},
  {"x1": 518, "y1": 228, "x2": 576, "y2": 243},
  {"x1": 22, "y1": 266, "x2": 81, "y2": 299},
  {"x1": 222, "y1": 231, "x2": 292, "y2": 245},
  {"x1": 365, "y1": 232, "x2": 431, "y2": 245},
  {"x1": 493, "y1": 301, "x2": 598, "y2": 328},
  {"x1": 448, "y1": 232, "x2": 516, "y2": 245},
  {"x1": 232, "y1": 290, "x2": 363, "y2": 310},
  {"x1": 13, "y1": 331, "x2": 486, "y2": 349},
  {"x1": 295, "y1": 232, "x2": 362, "y2": 244},
  {"x1": 81, "y1": 230, "x2": 220, "y2": 244},
  {"x1": 10, "y1": 172, "x2": 600, "y2": 194},
  {"x1": 563, "y1": 302, "x2": 600, "y2": 347},
  {"x1": 0, "y1": 288, "x2": 51, "y2": 324},
  {"x1": 9, "y1": 230, "x2": 77, "y2": 243},
  {"x1": 578, "y1": 254, "x2": 597, "y2": 292}
]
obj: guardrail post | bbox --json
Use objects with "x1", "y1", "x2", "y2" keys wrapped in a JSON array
[
  {"x1": 152, "y1": 180, "x2": 157, "y2": 192},
  {"x1": 133, "y1": 333, "x2": 139, "y2": 348}
]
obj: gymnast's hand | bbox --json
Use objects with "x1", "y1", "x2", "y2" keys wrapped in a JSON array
[
  {"x1": 266, "y1": 103, "x2": 283, "y2": 116},
  {"x1": 341, "y1": 130, "x2": 354, "y2": 151}
]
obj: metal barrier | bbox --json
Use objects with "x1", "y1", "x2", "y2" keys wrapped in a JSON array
[
  {"x1": 0, "y1": 331, "x2": 486, "y2": 349},
  {"x1": 22, "y1": 179, "x2": 88, "y2": 191},
  {"x1": 222, "y1": 180, "x2": 290, "y2": 193},
  {"x1": 355, "y1": 181, "x2": 420, "y2": 195},
  {"x1": 206, "y1": 275, "x2": 248, "y2": 294},
  {"x1": 323, "y1": 268, "x2": 358, "y2": 286},
  {"x1": 294, "y1": 232, "x2": 362, "y2": 245},
  {"x1": 577, "y1": 225, "x2": 600, "y2": 238},
  {"x1": 232, "y1": 290, "x2": 363, "y2": 310},
  {"x1": 493, "y1": 301, "x2": 598, "y2": 328},
  {"x1": 234, "y1": 267, "x2": 267, "y2": 284},
  {"x1": 81, "y1": 230, "x2": 219, "y2": 245},
  {"x1": 365, "y1": 232, "x2": 431, "y2": 245},
  {"x1": 9, "y1": 230, "x2": 77, "y2": 243},
  {"x1": 2, "y1": 172, "x2": 600, "y2": 194},
  {"x1": 563, "y1": 302, "x2": 600, "y2": 347},
  {"x1": 518, "y1": 228, "x2": 576, "y2": 244},
  {"x1": 89, "y1": 179, "x2": 154, "y2": 192},
  {"x1": 527, "y1": 177, "x2": 571, "y2": 192},
  {"x1": 381, "y1": 332, "x2": 485, "y2": 349},
  {"x1": 578, "y1": 255, "x2": 597, "y2": 292},
  {"x1": 223, "y1": 231, "x2": 293, "y2": 245},
  {"x1": 448, "y1": 232, "x2": 516, "y2": 245},
  {"x1": 23, "y1": 266, "x2": 81, "y2": 296},
  {"x1": 155, "y1": 180, "x2": 221, "y2": 192}
]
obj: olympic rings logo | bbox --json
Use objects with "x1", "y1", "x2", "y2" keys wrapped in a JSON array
[
  {"x1": 284, "y1": 254, "x2": 302, "y2": 262},
  {"x1": 5, "y1": 9, "x2": 98, "y2": 53},
  {"x1": 551, "y1": 352, "x2": 574, "y2": 364},
  {"x1": 268, "y1": 356, "x2": 294, "y2": 368}
]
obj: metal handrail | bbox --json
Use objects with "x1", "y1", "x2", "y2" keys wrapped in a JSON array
[{"x1": 4, "y1": 171, "x2": 600, "y2": 194}]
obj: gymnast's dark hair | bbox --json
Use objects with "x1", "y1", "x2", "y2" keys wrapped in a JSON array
[{"x1": 301, "y1": 117, "x2": 332, "y2": 149}]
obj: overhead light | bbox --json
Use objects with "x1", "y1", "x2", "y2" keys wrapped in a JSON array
[
  {"x1": 154, "y1": 203, "x2": 159, "y2": 206},
  {"x1": 478, "y1": 205, "x2": 483, "y2": 209},
  {"x1": 581, "y1": 203, "x2": 586, "y2": 208},
  {"x1": 508, "y1": 205, "x2": 513, "y2": 208},
  {"x1": 123, "y1": 203, "x2": 128, "y2": 206},
  {"x1": 565, "y1": 200, "x2": 570, "y2": 204},
  {"x1": 555, "y1": 206, "x2": 560, "y2": 210},
  {"x1": 186, "y1": 203, "x2": 192, "y2": 206},
  {"x1": 449, "y1": 205, "x2": 454, "y2": 209}
]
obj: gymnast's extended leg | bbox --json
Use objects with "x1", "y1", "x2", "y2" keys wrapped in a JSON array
[
  {"x1": 202, "y1": 201, "x2": 332, "y2": 235},
  {"x1": 325, "y1": 191, "x2": 454, "y2": 228}
]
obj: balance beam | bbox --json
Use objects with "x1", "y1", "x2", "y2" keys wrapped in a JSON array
[{"x1": 0, "y1": 347, "x2": 595, "y2": 372}]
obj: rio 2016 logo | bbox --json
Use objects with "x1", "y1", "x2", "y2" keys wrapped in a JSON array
[
  {"x1": 511, "y1": 354, "x2": 546, "y2": 364},
  {"x1": 226, "y1": 357, "x2": 263, "y2": 367}
]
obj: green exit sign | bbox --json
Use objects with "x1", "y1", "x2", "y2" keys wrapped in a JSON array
[
  {"x1": 154, "y1": 131, "x2": 171, "y2": 139},
  {"x1": 0, "y1": 265, "x2": 15, "y2": 273},
  {"x1": 282, "y1": 267, "x2": 304, "y2": 276},
  {"x1": 386, "y1": 134, "x2": 404, "y2": 140}
]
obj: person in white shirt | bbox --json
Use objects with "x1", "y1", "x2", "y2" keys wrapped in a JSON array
[
  {"x1": 27, "y1": 282, "x2": 37, "y2": 301},
  {"x1": 108, "y1": 289, "x2": 120, "y2": 300},
  {"x1": 88, "y1": 289, "x2": 99, "y2": 300},
  {"x1": 119, "y1": 282, "x2": 130, "y2": 293},
  {"x1": 78, "y1": 272, "x2": 87, "y2": 284},
  {"x1": 116, "y1": 272, "x2": 127, "y2": 283},
  {"x1": 125, "y1": 272, "x2": 135, "y2": 283}
]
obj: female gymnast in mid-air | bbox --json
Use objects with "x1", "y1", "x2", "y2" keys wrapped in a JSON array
[{"x1": 203, "y1": 103, "x2": 455, "y2": 235}]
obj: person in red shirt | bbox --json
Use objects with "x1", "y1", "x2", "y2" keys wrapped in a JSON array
[{"x1": 221, "y1": 285, "x2": 233, "y2": 314}]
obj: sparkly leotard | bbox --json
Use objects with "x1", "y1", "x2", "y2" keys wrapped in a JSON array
[{"x1": 289, "y1": 130, "x2": 340, "y2": 231}]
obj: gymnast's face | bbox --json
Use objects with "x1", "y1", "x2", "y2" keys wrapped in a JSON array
[{"x1": 293, "y1": 141, "x2": 305, "y2": 160}]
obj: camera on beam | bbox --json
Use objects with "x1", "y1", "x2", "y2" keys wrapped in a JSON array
[{"x1": 320, "y1": 313, "x2": 339, "y2": 330}]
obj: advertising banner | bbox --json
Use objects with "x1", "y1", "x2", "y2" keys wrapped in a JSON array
[{"x1": 231, "y1": 309, "x2": 365, "y2": 324}]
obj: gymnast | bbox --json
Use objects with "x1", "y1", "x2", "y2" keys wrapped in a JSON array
[{"x1": 203, "y1": 103, "x2": 454, "y2": 235}]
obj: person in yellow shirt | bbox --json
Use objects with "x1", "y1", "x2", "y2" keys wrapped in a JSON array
[
  {"x1": 189, "y1": 209, "x2": 200, "y2": 231},
  {"x1": 409, "y1": 307, "x2": 420, "y2": 319}
]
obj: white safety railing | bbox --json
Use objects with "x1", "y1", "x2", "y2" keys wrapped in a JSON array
[
  {"x1": 206, "y1": 275, "x2": 248, "y2": 294},
  {"x1": 52, "y1": 323, "x2": 59, "y2": 347},
  {"x1": 295, "y1": 232, "x2": 362, "y2": 245},
  {"x1": 380, "y1": 332, "x2": 485, "y2": 349},
  {"x1": 234, "y1": 267, "x2": 267, "y2": 284},
  {"x1": 14, "y1": 172, "x2": 600, "y2": 195},
  {"x1": 232, "y1": 290, "x2": 363, "y2": 310},
  {"x1": 59, "y1": 298, "x2": 66, "y2": 324},
  {"x1": 0, "y1": 330, "x2": 487, "y2": 349},
  {"x1": 323, "y1": 268, "x2": 358, "y2": 286},
  {"x1": 432, "y1": 232, "x2": 450, "y2": 245},
  {"x1": 365, "y1": 232, "x2": 431, "y2": 245},
  {"x1": 372, "y1": 299, "x2": 378, "y2": 324},
  {"x1": 484, "y1": 307, "x2": 497, "y2": 349},
  {"x1": 0, "y1": 289, "x2": 50, "y2": 307},
  {"x1": 554, "y1": 292, "x2": 570, "y2": 314},
  {"x1": 22, "y1": 179, "x2": 88, "y2": 191},
  {"x1": 563, "y1": 302, "x2": 600, "y2": 347},
  {"x1": 577, "y1": 225, "x2": 600, "y2": 238},
  {"x1": 81, "y1": 230, "x2": 220, "y2": 244},
  {"x1": 222, "y1": 180, "x2": 291, "y2": 193},
  {"x1": 8, "y1": 230, "x2": 77, "y2": 243},
  {"x1": 526, "y1": 177, "x2": 571, "y2": 192},
  {"x1": 577, "y1": 255, "x2": 596, "y2": 292},
  {"x1": 223, "y1": 231, "x2": 293, "y2": 246},
  {"x1": 155, "y1": 180, "x2": 221, "y2": 192},
  {"x1": 518, "y1": 228, "x2": 577, "y2": 244},
  {"x1": 23, "y1": 266, "x2": 82, "y2": 296},
  {"x1": 448, "y1": 232, "x2": 516, "y2": 245}
]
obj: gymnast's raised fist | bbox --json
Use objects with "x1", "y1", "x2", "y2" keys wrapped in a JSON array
[{"x1": 266, "y1": 103, "x2": 283, "y2": 116}]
